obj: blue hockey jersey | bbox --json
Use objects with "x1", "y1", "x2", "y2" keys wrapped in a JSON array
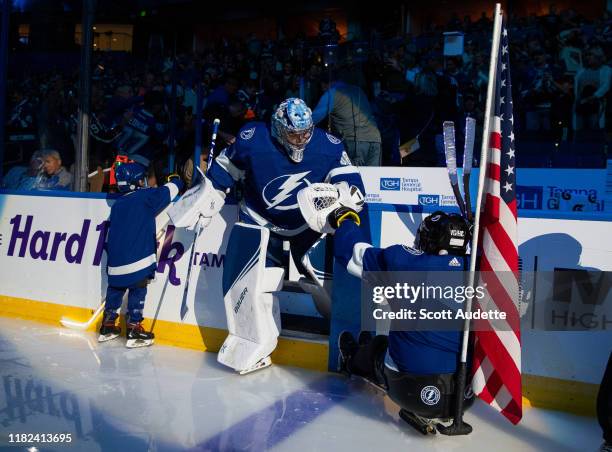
[
  {"x1": 207, "y1": 122, "x2": 364, "y2": 237},
  {"x1": 116, "y1": 107, "x2": 167, "y2": 168},
  {"x1": 106, "y1": 180, "x2": 182, "y2": 287},
  {"x1": 334, "y1": 220, "x2": 467, "y2": 375}
]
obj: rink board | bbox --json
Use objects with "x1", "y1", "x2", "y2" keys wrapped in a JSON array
[
  {"x1": 0, "y1": 190, "x2": 328, "y2": 371},
  {"x1": 0, "y1": 166, "x2": 610, "y2": 416}
]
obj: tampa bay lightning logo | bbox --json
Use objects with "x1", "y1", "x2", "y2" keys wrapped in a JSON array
[
  {"x1": 420, "y1": 385, "x2": 441, "y2": 406},
  {"x1": 326, "y1": 132, "x2": 342, "y2": 144},
  {"x1": 240, "y1": 127, "x2": 256, "y2": 140},
  {"x1": 262, "y1": 171, "x2": 312, "y2": 211}
]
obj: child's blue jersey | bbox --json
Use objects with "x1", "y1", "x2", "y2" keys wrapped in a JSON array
[
  {"x1": 106, "y1": 180, "x2": 181, "y2": 288},
  {"x1": 208, "y1": 122, "x2": 364, "y2": 237}
]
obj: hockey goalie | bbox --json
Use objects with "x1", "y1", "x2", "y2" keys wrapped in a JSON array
[{"x1": 169, "y1": 98, "x2": 365, "y2": 374}]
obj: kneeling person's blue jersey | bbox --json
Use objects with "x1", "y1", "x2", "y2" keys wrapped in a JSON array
[
  {"x1": 334, "y1": 220, "x2": 467, "y2": 375},
  {"x1": 208, "y1": 122, "x2": 364, "y2": 237},
  {"x1": 106, "y1": 180, "x2": 182, "y2": 287}
]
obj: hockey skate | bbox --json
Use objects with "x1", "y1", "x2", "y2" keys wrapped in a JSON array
[
  {"x1": 338, "y1": 331, "x2": 387, "y2": 392},
  {"x1": 126, "y1": 322, "x2": 154, "y2": 348},
  {"x1": 98, "y1": 313, "x2": 121, "y2": 343},
  {"x1": 399, "y1": 409, "x2": 438, "y2": 435},
  {"x1": 238, "y1": 356, "x2": 272, "y2": 375},
  {"x1": 358, "y1": 331, "x2": 373, "y2": 346},
  {"x1": 338, "y1": 331, "x2": 358, "y2": 375}
]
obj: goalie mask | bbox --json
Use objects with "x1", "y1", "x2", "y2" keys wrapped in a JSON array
[
  {"x1": 271, "y1": 98, "x2": 314, "y2": 163},
  {"x1": 415, "y1": 211, "x2": 470, "y2": 256},
  {"x1": 115, "y1": 162, "x2": 147, "y2": 193}
]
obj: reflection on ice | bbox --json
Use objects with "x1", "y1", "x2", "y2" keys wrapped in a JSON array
[{"x1": 0, "y1": 318, "x2": 601, "y2": 452}]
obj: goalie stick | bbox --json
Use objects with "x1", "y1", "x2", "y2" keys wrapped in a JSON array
[
  {"x1": 179, "y1": 118, "x2": 221, "y2": 319},
  {"x1": 442, "y1": 121, "x2": 467, "y2": 217}
]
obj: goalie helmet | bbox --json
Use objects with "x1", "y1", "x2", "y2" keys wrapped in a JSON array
[
  {"x1": 271, "y1": 98, "x2": 314, "y2": 163},
  {"x1": 115, "y1": 162, "x2": 147, "y2": 193},
  {"x1": 415, "y1": 211, "x2": 470, "y2": 256}
]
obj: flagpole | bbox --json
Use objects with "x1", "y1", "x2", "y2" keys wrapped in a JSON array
[{"x1": 438, "y1": 2, "x2": 503, "y2": 436}]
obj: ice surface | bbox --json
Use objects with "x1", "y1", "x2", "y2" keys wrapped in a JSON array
[{"x1": 0, "y1": 318, "x2": 601, "y2": 451}]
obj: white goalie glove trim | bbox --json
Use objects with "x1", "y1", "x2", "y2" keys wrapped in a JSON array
[{"x1": 335, "y1": 181, "x2": 365, "y2": 212}]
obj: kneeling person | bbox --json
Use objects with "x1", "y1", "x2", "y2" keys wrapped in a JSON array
[
  {"x1": 100, "y1": 163, "x2": 183, "y2": 348},
  {"x1": 316, "y1": 199, "x2": 474, "y2": 433}
]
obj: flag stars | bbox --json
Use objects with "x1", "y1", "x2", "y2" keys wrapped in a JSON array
[
  {"x1": 501, "y1": 63, "x2": 507, "y2": 72},
  {"x1": 503, "y1": 181, "x2": 513, "y2": 192},
  {"x1": 507, "y1": 148, "x2": 515, "y2": 159},
  {"x1": 501, "y1": 79, "x2": 506, "y2": 88},
  {"x1": 503, "y1": 28, "x2": 508, "y2": 37},
  {"x1": 502, "y1": 45, "x2": 508, "y2": 55},
  {"x1": 500, "y1": 96, "x2": 505, "y2": 104},
  {"x1": 505, "y1": 164, "x2": 514, "y2": 176},
  {"x1": 509, "y1": 131, "x2": 515, "y2": 142}
]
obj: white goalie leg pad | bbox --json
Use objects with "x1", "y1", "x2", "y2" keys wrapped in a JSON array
[{"x1": 217, "y1": 223, "x2": 285, "y2": 372}]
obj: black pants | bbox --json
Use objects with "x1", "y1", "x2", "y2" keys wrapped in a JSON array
[
  {"x1": 348, "y1": 335, "x2": 389, "y2": 385},
  {"x1": 598, "y1": 352, "x2": 612, "y2": 444},
  {"x1": 348, "y1": 334, "x2": 473, "y2": 419}
]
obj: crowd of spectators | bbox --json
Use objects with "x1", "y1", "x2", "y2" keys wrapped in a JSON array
[{"x1": 2, "y1": 6, "x2": 610, "y2": 192}]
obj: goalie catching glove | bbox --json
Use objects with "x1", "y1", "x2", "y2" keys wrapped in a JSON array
[{"x1": 297, "y1": 182, "x2": 363, "y2": 233}]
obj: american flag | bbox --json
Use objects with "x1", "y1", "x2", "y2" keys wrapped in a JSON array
[{"x1": 471, "y1": 19, "x2": 522, "y2": 425}]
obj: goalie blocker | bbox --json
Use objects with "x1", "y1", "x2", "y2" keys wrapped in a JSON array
[{"x1": 167, "y1": 175, "x2": 226, "y2": 230}]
